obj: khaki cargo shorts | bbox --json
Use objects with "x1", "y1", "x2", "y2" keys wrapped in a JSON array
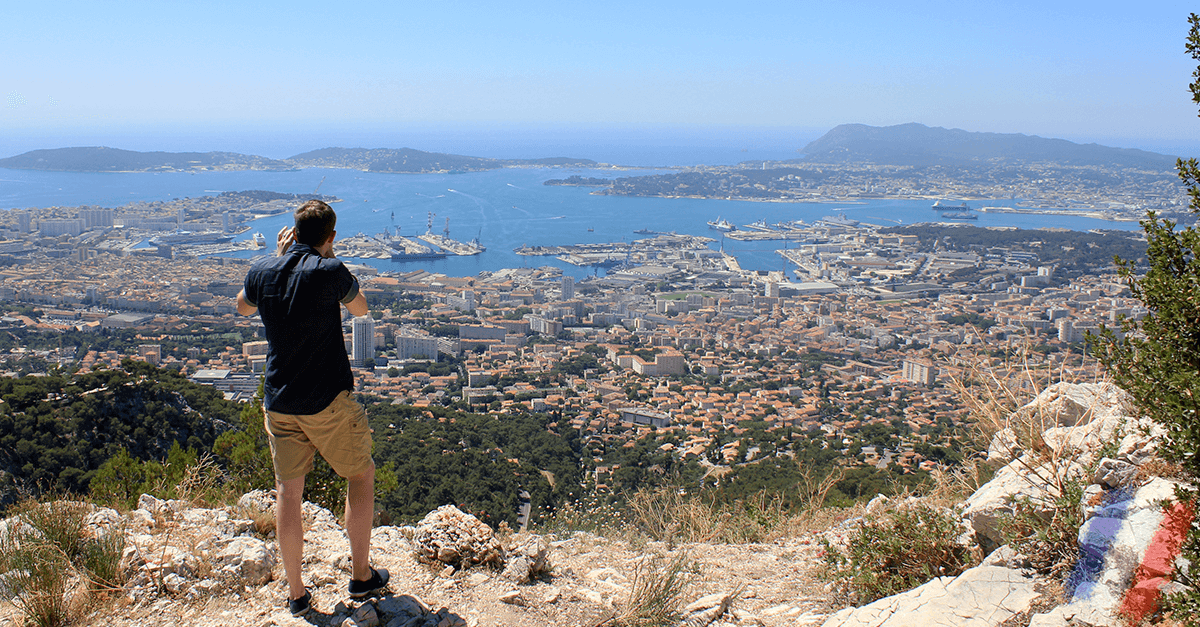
[{"x1": 265, "y1": 391, "x2": 374, "y2": 482}]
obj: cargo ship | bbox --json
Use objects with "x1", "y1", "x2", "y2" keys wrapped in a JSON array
[
  {"x1": 942, "y1": 211, "x2": 978, "y2": 220},
  {"x1": 148, "y1": 230, "x2": 233, "y2": 246}
]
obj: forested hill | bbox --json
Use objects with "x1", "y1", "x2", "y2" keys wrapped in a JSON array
[
  {"x1": 0, "y1": 147, "x2": 293, "y2": 172},
  {"x1": 0, "y1": 360, "x2": 238, "y2": 503},
  {"x1": 285, "y1": 147, "x2": 597, "y2": 173},
  {"x1": 795, "y1": 123, "x2": 1179, "y2": 170}
]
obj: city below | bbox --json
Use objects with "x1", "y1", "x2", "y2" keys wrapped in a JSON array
[{"x1": 0, "y1": 178, "x2": 1150, "y2": 486}]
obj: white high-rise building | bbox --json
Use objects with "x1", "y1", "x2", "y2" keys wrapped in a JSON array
[
  {"x1": 395, "y1": 332, "x2": 440, "y2": 361},
  {"x1": 562, "y1": 276, "x2": 574, "y2": 301},
  {"x1": 79, "y1": 208, "x2": 115, "y2": 229},
  {"x1": 351, "y1": 316, "x2": 375, "y2": 367},
  {"x1": 901, "y1": 359, "x2": 936, "y2": 387}
]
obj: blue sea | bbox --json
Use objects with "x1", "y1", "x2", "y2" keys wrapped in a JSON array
[{"x1": 0, "y1": 165, "x2": 1143, "y2": 279}]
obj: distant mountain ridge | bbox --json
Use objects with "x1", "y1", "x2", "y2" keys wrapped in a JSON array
[
  {"x1": 0, "y1": 146, "x2": 292, "y2": 172},
  {"x1": 0, "y1": 146, "x2": 597, "y2": 173},
  {"x1": 796, "y1": 123, "x2": 1179, "y2": 170}
]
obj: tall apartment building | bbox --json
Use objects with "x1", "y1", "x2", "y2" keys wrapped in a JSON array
[
  {"x1": 242, "y1": 340, "x2": 269, "y2": 357},
  {"x1": 137, "y1": 344, "x2": 162, "y2": 366},
  {"x1": 901, "y1": 359, "x2": 936, "y2": 387},
  {"x1": 351, "y1": 316, "x2": 375, "y2": 367},
  {"x1": 395, "y1": 331, "x2": 440, "y2": 361},
  {"x1": 562, "y1": 275, "x2": 574, "y2": 301},
  {"x1": 79, "y1": 208, "x2": 115, "y2": 229},
  {"x1": 445, "y1": 289, "x2": 476, "y2": 312},
  {"x1": 40, "y1": 219, "x2": 83, "y2": 237}
]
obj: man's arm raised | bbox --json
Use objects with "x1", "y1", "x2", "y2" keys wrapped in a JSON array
[
  {"x1": 236, "y1": 289, "x2": 258, "y2": 316},
  {"x1": 344, "y1": 291, "x2": 368, "y2": 317}
]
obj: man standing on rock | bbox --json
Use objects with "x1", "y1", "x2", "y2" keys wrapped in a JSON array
[{"x1": 237, "y1": 199, "x2": 389, "y2": 616}]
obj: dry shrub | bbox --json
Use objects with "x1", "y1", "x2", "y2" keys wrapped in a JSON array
[
  {"x1": 626, "y1": 464, "x2": 846, "y2": 544},
  {"x1": 0, "y1": 499, "x2": 127, "y2": 626},
  {"x1": 536, "y1": 493, "x2": 628, "y2": 538},
  {"x1": 626, "y1": 486, "x2": 789, "y2": 544},
  {"x1": 601, "y1": 552, "x2": 697, "y2": 627},
  {"x1": 925, "y1": 457, "x2": 993, "y2": 505},
  {"x1": 232, "y1": 502, "x2": 277, "y2": 538},
  {"x1": 946, "y1": 341, "x2": 1108, "y2": 501},
  {"x1": 157, "y1": 452, "x2": 229, "y2": 507},
  {"x1": 1137, "y1": 457, "x2": 1187, "y2": 482},
  {"x1": 945, "y1": 340, "x2": 1058, "y2": 459}
]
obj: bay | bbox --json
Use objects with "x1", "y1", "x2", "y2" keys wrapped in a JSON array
[{"x1": 0, "y1": 166, "x2": 1142, "y2": 279}]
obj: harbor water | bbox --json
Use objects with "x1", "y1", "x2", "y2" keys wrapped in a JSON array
[{"x1": 0, "y1": 166, "x2": 1143, "y2": 279}]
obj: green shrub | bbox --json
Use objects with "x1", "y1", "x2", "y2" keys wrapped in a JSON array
[
  {"x1": 819, "y1": 503, "x2": 976, "y2": 605},
  {"x1": 997, "y1": 481, "x2": 1085, "y2": 579},
  {"x1": 1089, "y1": 13, "x2": 1200, "y2": 625}
]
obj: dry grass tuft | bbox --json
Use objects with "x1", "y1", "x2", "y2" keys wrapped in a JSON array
[
  {"x1": 0, "y1": 498, "x2": 127, "y2": 627},
  {"x1": 601, "y1": 552, "x2": 697, "y2": 627}
]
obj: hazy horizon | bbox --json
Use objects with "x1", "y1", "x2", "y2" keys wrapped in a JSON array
[
  {"x1": 7, "y1": 1, "x2": 1200, "y2": 164},
  {"x1": 2, "y1": 121, "x2": 1197, "y2": 169}
]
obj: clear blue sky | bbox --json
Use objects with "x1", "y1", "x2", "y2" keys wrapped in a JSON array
[{"x1": 4, "y1": 0, "x2": 1200, "y2": 158}]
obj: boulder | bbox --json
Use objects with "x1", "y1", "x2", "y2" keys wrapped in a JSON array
[
  {"x1": 410, "y1": 505, "x2": 502, "y2": 567},
  {"x1": 377, "y1": 594, "x2": 430, "y2": 621},
  {"x1": 986, "y1": 428, "x2": 1020, "y2": 464},
  {"x1": 237, "y1": 489, "x2": 275, "y2": 517},
  {"x1": 681, "y1": 592, "x2": 733, "y2": 626},
  {"x1": 1012, "y1": 382, "x2": 1130, "y2": 430},
  {"x1": 962, "y1": 456, "x2": 1085, "y2": 549},
  {"x1": 1093, "y1": 458, "x2": 1138, "y2": 489},
  {"x1": 819, "y1": 565, "x2": 1044, "y2": 627},
  {"x1": 500, "y1": 535, "x2": 551, "y2": 584},
  {"x1": 214, "y1": 536, "x2": 276, "y2": 585},
  {"x1": 1116, "y1": 417, "x2": 1167, "y2": 466}
]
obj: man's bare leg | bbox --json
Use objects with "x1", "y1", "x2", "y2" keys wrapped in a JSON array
[
  {"x1": 346, "y1": 463, "x2": 376, "y2": 581},
  {"x1": 276, "y1": 475, "x2": 307, "y2": 600}
]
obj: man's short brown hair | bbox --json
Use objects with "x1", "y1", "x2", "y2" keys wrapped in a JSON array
[{"x1": 294, "y1": 200, "x2": 337, "y2": 247}]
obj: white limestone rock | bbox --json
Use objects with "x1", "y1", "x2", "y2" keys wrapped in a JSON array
[
  {"x1": 986, "y1": 427, "x2": 1020, "y2": 464},
  {"x1": 681, "y1": 592, "x2": 733, "y2": 626},
  {"x1": 501, "y1": 535, "x2": 551, "y2": 584},
  {"x1": 819, "y1": 565, "x2": 1044, "y2": 627},
  {"x1": 1117, "y1": 417, "x2": 1167, "y2": 465},
  {"x1": 962, "y1": 455, "x2": 1086, "y2": 547},
  {"x1": 237, "y1": 489, "x2": 275, "y2": 517},
  {"x1": 215, "y1": 536, "x2": 276, "y2": 585},
  {"x1": 1063, "y1": 477, "x2": 1180, "y2": 627},
  {"x1": 1012, "y1": 382, "x2": 1130, "y2": 430},
  {"x1": 377, "y1": 594, "x2": 429, "y2": 620}
]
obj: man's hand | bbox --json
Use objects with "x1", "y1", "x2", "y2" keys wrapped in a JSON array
[{"x1": 277, "y1": 226, "x2": 296, "y2": 256}]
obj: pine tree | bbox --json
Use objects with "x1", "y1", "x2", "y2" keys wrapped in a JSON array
[
  {"x1": 1092, "y1": 13, "x2": 1200, "y2": 623},
  {"x1": 1095, "y1": 13, "x2": 1200, "y2": 479}
]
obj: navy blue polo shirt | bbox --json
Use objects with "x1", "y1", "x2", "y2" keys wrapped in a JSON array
[{"x1": 242, "y1": 243, "x2": 360, "y2": 415}]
